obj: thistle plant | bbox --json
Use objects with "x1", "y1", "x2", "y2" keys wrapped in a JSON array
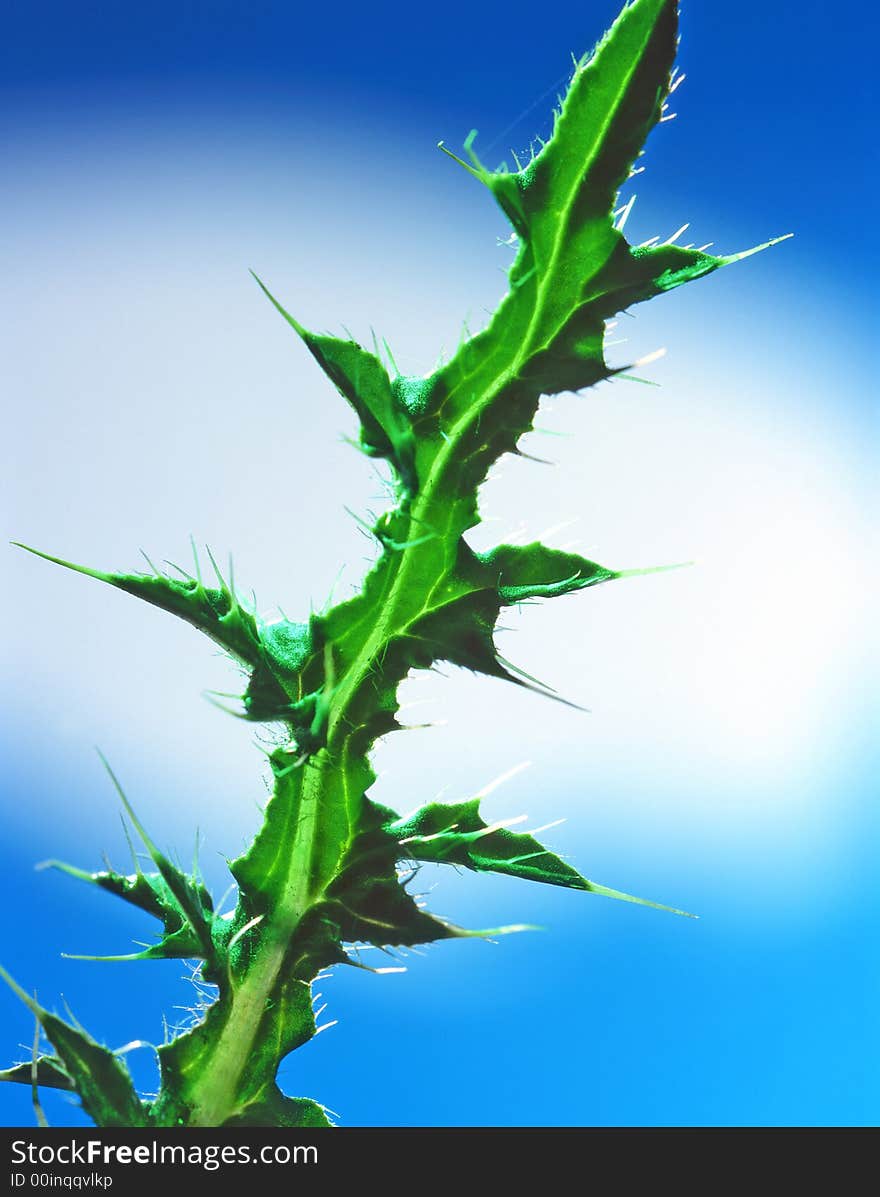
[{"x1": 1, "y1": 0, "x2": 787, "y2": 1128}]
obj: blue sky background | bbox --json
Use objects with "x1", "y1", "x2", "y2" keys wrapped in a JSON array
[{"x1": 1, "y1": 0, "x2": 877, "y2": 1126}]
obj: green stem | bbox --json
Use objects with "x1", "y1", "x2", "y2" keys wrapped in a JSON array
[
  {"x1": 184, "y1": 759, "x2": 324, "y2": 1126},
  {"x1": 181, "y1": 397, "x2": 496, "y2": 1125}
]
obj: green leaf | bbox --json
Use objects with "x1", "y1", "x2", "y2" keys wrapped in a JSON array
[
  {"x1": 13, "y1": 542, "x2": 262, "y2": 667},
  {"x1": 42, "y1": 860, "x2": 215, "y2": 964},
  {"x1": 478, "y1": 542, "x2": 620, "y2": 602},
  {"x1": 386, "y1": 798, "x2": 693, "y2": 915},
  {"x1": 477, "y1": 0, "x2": 680, "y2": 242},
  {"x1": 223, "y1": 1089, "x2": 333, "y2": 1128},
  {"x1": 96, "y1": 757, "x2": 221, "y2": 967},
  {"x1": 317, "y1": 802, "x2": 472, "y2": 948},
  {"x1": 0, "y1": 966, "x2": 149, "y2": 1127},
  {"x1": 12, "y1": 543, "x2": 329, "y2": 739},
  {"x1": 0, "y1": 1056, "x2": 74, "y2": 1092},
  {"x1": 411, "y1": 0, "x2": 686, "y2": 515},
  {"x1": 252, "y1": 273, "x2": 418, "y2": 495}
]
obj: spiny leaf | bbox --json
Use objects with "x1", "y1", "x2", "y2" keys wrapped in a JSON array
[
  {"x1": 96, "y1": 756, "x2": 219, "y2": 967},
  {"x1": 386, "y1": 798, "x2": 693, "y2": 915},
  {"x1": 0, "y1": 1055, "x2": 73, "y2": 1092},
  {"x1": 223, "y1": 1089, "x2": 333, "y2": 1128},
  {"x1": 12, "y1": 542, "x2": 328, "y2": 738},
  {"x1": 12, "y1": 542, "x2": 262, "y2": 667},
  {"x1": 478, "y1": 542, "x2": 620, "y2": 602},
  {"x1": 463, "y1": 0, "x2": 679, "y2": 239},
  {"x1": 478, "y1": 541, "x2": 684, "y2": 602},
  {"x1": 41, "y1": 860, "x2": 215, "y2": 964},
  {"x1": 0, "y1": 966, "x2": 149, "y2": 1127},
  {"x1": 319, "y1": 800, "x2": 534, "y2": 947},
  {"x1": 411, "y1": 0, "x2": 686, "y2": 519},
  {"x1": 252, "y1": 273, "x2": 418, "y2": 495}
]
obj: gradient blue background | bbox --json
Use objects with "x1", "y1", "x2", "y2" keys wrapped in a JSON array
[{"x1": 1, "y1": 0, "x2": 876, "y2": 1126}]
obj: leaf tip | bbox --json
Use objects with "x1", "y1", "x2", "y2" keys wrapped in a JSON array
[{"x1": 725, "y1": 231, "x2": 794, "y2": 265}]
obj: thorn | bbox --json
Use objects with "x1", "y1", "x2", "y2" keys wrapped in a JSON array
[
  {"x1": 437, "y1": 141, "x2": 483, "y2": 182},
  {"x1": 462, "y1": 128, "x2": 485, "y2": 171},
  {"x1": 214, "y1": 883, "x2": 237, "y2": 917},
  {"x1": 227, "y1": 914, "x2": 264, "y2": 952},
  {"x1": 524, "y1": 818, "x2": 566, "y2": 837},
  {"x1": 119, "y1": 816, "x2": 141, "y2": 875},
  {"x1": 534, "y1": 518, "x2": 579, "y2": 543},
  {"x1": 28, "y1": 1008, "x2": 49, "y2": 1128},
  {"x1": 587, "y1": 881, "x2": 696, "y2": 918},
  {"x1": 513, "y1": 447, "x2": 554, "y2": 465},
  {"x1": 496, "y1": 655, "x2": 588, "y2": 712},
  {"x1": 471, "y1": 815, "x2": 529, "y2": 839},
  {"x1": 61, "y1": 951, "x2": 151, "y2": 963},
  {"x1": 613, "y1": 373, "x2": 661, "y2": 387},
  {"x1": 661, "y1": 223, "x2": 690, "y2": 246},
  {"x1": 163, "y1": 560, "x2": 195, "y2": 582},
  {"x1": 35, "y1": 859, "x2": 94, "y2": 883},
  {"x1": 202, "y1": 692, "x2": 249, "y2": 719},
  {"x1": 616, "y1": 560, "x2": 694, "y2": 580},
  {"x1": 190, "y1": 535, "x2": 203, "y2": 588},
  {"x1": 11, "y1": 542, "x2": 107, "y2": 582},
  {"x1": 113, "y1": 1040, "x2": 153, "y2": 1056},
  {"x1": 726, "y1": 232, "x2": 794, "y2": 263},
  {"x1": 60, "y1": 997, "x2": 85, "y2": 1033},
  {"x1": 632, "y1": 347, "x2": 667, "y2": 369},
  {"x1": 381, "y1": 338, "x2": 400, "y2": 377},
  {"x1": 204, "y1": 545, "x2": 226, "y2": 590},
  {"x1": 94, "y1": 753, "x2": 177, "y2": 890},
  {"x1": 139, "y1": 550, "x2": 163, "y2": 578},
  {"x1": 615, "y1": 194, "x2": 637, "y2": 232},
  {"x1": 475, "y1": 761, "x2": 532, "y2": 800}
]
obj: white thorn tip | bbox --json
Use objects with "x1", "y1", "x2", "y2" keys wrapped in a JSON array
[
  {"x1": 662, "y1": 223, "x2": 690, "y2": 246},
  {"x1": 525, "y1": 818, "x2": 566, "y2": 836},
  {"x1": 475, "y1": 760, "x2": 532, "y2": 800},
  {"x1": 633, "y1": 348, "x2": 667, "y2": 368},
  {"x1": 473, "y1": 815, "x2": 530, "y2": 838},
  {"x1": 615, "y1": 194, "x2": 637, "y2": 232}
]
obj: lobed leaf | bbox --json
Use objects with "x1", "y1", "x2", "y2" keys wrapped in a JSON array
[
  {"x1": 387, "y1": 798, "x2": 692, "y2": 914},
  {"x1": 223, "y1": 1089, "x2": 333, "y2": 1128},
  {"x1": 251, "y1": 275, "x2": 418, "y2": 496},
  {"x1": 12, "y1": 543, "x2": 262, "y2": 667},
  {"x1": 0, "y1": 967, "x2": 149, "y2": 1127},
  {"x1": 478, "y1": 542, "x2": 619, "y2": 603},
  {"x1": 42, "y1": 859, "x2": 216, "y2": 964},
  {"x1": 0, "y1": 1055, "x2": 74, "y2": 1092}
]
